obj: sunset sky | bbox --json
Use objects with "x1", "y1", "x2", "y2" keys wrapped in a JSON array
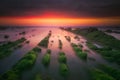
[{"x1": 0, "y1": 0, "x2": 120, "y2": 26}]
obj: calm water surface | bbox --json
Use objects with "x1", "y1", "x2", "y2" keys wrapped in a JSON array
[{"x1": 0, "y1": 27, "x2": 119, "y2": 80}]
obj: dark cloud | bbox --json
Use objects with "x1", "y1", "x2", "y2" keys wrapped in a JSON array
[{"x1": 0, "y1": 0, "x2": 120, "y2": 17}]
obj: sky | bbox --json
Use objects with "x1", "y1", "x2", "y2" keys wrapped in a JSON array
[{"x1": 0, "y1": 0, "x2": 120, "y2": 26}]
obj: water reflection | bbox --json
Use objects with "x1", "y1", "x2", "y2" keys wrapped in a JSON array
[{"x1": 0, "y1": 27, "x2": 119, "y2": 80}]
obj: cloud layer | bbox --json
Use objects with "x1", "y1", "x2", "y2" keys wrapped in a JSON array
[{"x1": 0, "y1": 0, "x2": 120, "y2": 17}]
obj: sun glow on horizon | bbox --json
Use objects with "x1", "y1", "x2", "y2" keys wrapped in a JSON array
[{"x1": 0, "y1": 17, "x2": 120, "y2": 26}]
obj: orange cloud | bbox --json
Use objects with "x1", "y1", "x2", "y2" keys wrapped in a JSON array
[{"x1": 0, "y1": 17, "x2": 120, "y2": 26}]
